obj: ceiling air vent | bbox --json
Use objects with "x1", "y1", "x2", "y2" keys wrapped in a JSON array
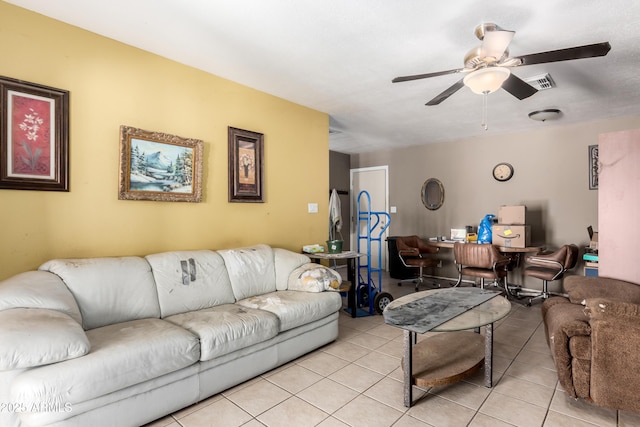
[{"x1": 524, "y1": 73, "x2": 555, "y2": 91}]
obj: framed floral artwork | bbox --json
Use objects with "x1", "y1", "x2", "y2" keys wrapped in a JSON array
[
  {"x1": 228, "y1": 127, "x2": 264, "y2": 202},
  {"x1": 0, "y1": 76, "x2": 69, "y2": 191},
  {"x1": 118, "y1": 125, "x2": 203, "y2": 202}
]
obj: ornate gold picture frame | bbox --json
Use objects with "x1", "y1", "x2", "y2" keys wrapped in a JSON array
[{"x1": 118, "y1": 125, "x2": 203, "y2": 202}]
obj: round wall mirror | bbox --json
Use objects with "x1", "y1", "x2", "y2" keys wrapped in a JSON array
[{"x1": 421, "y1": 178, "x2": 444, "y2": 210}]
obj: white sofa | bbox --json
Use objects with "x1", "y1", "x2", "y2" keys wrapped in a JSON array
[{"x1": 0, "y1": 244, "x2": 343, "y2": 427}]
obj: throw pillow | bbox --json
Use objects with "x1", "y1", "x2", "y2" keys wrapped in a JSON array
[{"x1": 288, "y1": 263, "x2": 342, "y2": 292}]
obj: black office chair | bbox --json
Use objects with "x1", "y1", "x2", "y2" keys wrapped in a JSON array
[
  {"x1": 522, "y1": 244, "x2": 579, "y2": 305},
  {"x1": 395, "y1": 235, "x2": 441, "y2": 291}
]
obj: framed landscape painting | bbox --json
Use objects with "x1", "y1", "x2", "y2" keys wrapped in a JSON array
[
  {"x1": 0, "y1": 76, "x2": 69, "y2": 191},
  {"x1": 118, "y1": 125, "x2": 203, "y2": 202},
  {"x1": 589, "y1": 144, "x2": 599, "y2": 190},
  {"x1": 228, "y1": 126, "x2": 264, "y2": 202}
]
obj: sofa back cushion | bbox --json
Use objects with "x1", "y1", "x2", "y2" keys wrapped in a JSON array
[
  {"x1": 218, "y1": 244, "x2": 276, "y2": 300},
  {"x1": 564, "y1": 275, "x2": 640, "y2": 305},
  {"x1": 39, "y1": 257, "x2": 160, "y2": 330},
  {"x1": 274, "y1": 248, "x2": 311, "y2": 291},
  {"x1": 146, "y1": 250, "x2": 236, "y2": 317}
]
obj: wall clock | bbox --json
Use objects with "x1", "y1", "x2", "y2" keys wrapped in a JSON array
[{"x1": 492, "y1": 162, "x2": 514, "y2": 182}]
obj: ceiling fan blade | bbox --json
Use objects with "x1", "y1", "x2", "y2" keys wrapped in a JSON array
[
  {"x1": 392, "y1": 68, "x2": 464, "y2": 83},
  {"x1": 426, "y1": 79, "x2": 465, "y2": 106},
  {"x1": 512, "y1": 42, "x2": 611, "y2": 66},
  {"x1": 481, "y1": 30, "x2": 515, "y2": 61},
  {"x1": 501, "y1": 74, "x2": 537, "y2": 100}
]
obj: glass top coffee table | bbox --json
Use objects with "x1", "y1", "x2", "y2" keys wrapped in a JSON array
[{"x1": 383, "y1": 287, "x2": 511, "y2": 407}]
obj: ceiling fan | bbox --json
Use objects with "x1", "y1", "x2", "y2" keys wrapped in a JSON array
[{"x1": 392, "y1": 23, "x2": 611, "y2": 106}]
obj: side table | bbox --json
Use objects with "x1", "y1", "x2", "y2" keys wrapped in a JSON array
[{"x1": 306, "y1": 251, "x2": 365, "y2": 318}]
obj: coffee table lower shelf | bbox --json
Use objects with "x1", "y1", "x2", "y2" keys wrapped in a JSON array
[{"x1": 404, "y1": 331, "x2": 484, "y2": 387}]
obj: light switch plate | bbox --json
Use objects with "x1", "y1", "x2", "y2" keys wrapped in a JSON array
[{"x1": 308, "y1": 203, "x2": 318, "y2": 213}]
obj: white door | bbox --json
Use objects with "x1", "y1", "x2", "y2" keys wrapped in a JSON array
[{"x1": 350, "y1": 166, "x2": 389, "y2": 270}]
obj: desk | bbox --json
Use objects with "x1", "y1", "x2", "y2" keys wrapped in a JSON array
[
  {"x1": 426, "y1": 241, "x2": 545, "y2": 296},
  {"x1": 496, "y1": 245, "x2": 544, "y2": 269},
  {"x1": 427, "y1": 240, "x2": 544, "y2": 255},
  {"x1": 428, "y1": 240, "x2": 544, "y2": 270},
  {"x1": 306, "y1": 251, "x2": 365, "y2": 318}
]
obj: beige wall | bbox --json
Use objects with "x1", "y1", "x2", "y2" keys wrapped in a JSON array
[
  {"x1": 350, "y1": 115, "x2": 640, "y2": 287},
  {"x1": 0, "y1": 3, "x2": 329, "y2": 280}
]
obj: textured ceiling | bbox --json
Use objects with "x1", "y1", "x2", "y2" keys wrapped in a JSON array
[{"x1": 7, "y1": 0, "x2": 640, "y2": 154}]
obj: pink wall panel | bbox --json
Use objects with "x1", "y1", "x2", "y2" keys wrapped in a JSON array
[{"x1": 598, "y1": 129, "x2": 640, "y2": 283}]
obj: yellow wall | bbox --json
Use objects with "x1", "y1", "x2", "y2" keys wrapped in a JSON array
[{"x1": 0, "y1": 3, "x2": 329, "y2": 280}]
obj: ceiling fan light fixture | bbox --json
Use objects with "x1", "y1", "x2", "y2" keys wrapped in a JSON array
[
  {"x1": 528, "y1": 108, "x2": 562, "y2": 121},
  {"x1": 463, "y1": 67, "x2": 511, "y2": 94}
]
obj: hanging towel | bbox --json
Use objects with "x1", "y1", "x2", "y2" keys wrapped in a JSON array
[{"x1": 328, "y1": 188, "x2": 342, "y2": 240}]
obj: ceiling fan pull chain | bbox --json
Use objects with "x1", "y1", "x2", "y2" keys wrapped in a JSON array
[{"x1": 481, "y1": 91, "x2": 489, "y2": 130}]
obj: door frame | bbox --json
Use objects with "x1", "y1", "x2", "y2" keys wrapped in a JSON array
[{"x1": 349, "y1": 165, "x2": 390, "y2": 270}]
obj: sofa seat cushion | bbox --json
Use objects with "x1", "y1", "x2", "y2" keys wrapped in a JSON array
[
  {"x1": 11, "y1": 318, "x2": 199, "y2": 406},
  {"x1": 165, "y1": 304, "x2": 278, "y2": 361},
  {"x1": 0, "y1": 308, "x2": 89, "y2": 370},
  {"x1": 236, "y1": 290, "x2": 342, "y2": 332},
  {"x1": 572, "y1": 358, "x2": 592, "y2": 398},
  {"x1": 569, "y1": 335, "x2": 592, "y2": 360}
]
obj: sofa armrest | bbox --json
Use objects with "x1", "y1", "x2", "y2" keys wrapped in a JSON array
[
  {"x1": 586, "y1": 297, "x2": 640, "y2": 320},
  {"x1": 0, "y1": 308, "x2": 90, "y2": 370},
  {"x1": 0, "y1": 271, "x2": 82, "y2": 324},
  {"x1": 543, "y1": 300, "x2": 591, "y2": 397},
  {"x1": 584, "y1": 298, "x2": 640, "y2": 410},
  {"x1": 564, "y1": 275, "x2": 640, "y2": 305}
]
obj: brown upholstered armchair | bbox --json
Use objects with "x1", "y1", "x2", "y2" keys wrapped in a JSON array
[
  {"x1": 542, "y1": 275, "x2": 640, "y2": 412},
  {"x1": 453, "y1": 242, "x2": 510, "y2": 289},
  {"x1": 395, "y1": 235, "x2": 440, "y2": 291}
]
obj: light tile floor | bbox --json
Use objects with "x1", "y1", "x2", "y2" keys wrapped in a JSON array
[{"x1": 144, "y1": 274, "x2": 640, "y2": 427}]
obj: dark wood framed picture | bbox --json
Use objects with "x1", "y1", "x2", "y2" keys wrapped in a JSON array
[
  {"x1": 118, "y1": 125, "x2": 203, "y2": 202},
  {"x1": 589, "y1": 144, "x2": 599, "y2": 190},
  {"x1": 0, "y1": 76, "x2": 69, "y2": 191},
  {"x1": 228, "y1": 126, "x2": 264, "y2": 202}
]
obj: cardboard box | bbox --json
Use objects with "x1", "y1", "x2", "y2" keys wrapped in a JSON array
[
  {"x1": 498, "y1": 205, "x2": 526, "y2": 225},
  {"x1": 492, "y1": 224, "x2": 531, "y2": 248}
]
